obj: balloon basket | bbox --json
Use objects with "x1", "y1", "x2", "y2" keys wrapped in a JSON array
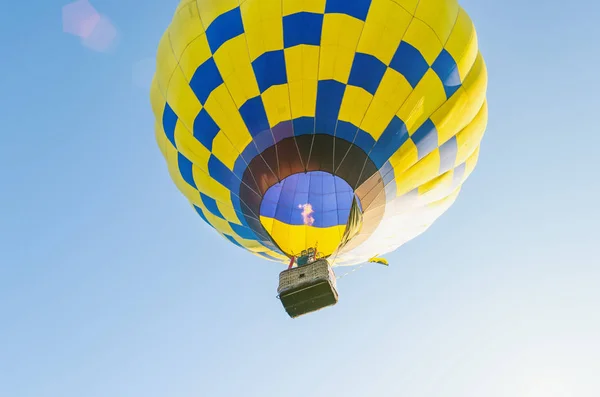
[{"x1": 276, "y1": 259, "x2": 338, "y2": 318}]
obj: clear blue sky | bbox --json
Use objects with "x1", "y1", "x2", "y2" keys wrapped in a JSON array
[{"x1": 1, "y1": 1, "x2": 599, "y2": 396}]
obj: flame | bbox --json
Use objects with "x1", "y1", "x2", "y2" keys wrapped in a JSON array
[{"x1": 298, "y1": 203, "x2": 315, "y2": 226}]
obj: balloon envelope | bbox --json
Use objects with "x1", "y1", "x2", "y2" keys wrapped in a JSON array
[{"x1": 151, "y1": 0, "x2": 488, "y2": 266}]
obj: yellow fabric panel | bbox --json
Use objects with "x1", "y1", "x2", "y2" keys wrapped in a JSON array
[
  {"x1": 205, "y1": 212, "x2": 235, "y2": 236},
  {"x1": 444, "y1": 7, "x2": 478, "y2": 81},
  {"x1": 357, "y1": 0, "x2": 413, "y2": 65},
  {"x1": 288, "y1": 80, "x2": 318, "y2": 119},
  {"x1": 155, "y1": 121, "x2": 169, "y2": 158},
  {"x1": 389, "y1": 139, "x2": 418, "y2": 175},
  {"x1": 168, "y1": 2, "x2": 205, "y2": 59},
  {"x1": 192, "y1": 166, "x2": 233, "y2": 204},
  {"x1": 174, "y1": 123, "x2": 211, "y2": 171},
  {"x1": 216, "y1": 202, "x2": 242, "y2": 224},
  {"x1": 285, "y1": 45, "x2": 319, "y2": 118},
  {"x1": 415, "y1": 0, "x2": 459, "y2": 44},
  {"x1": 164, "y1": 144, "x2": 202, "y2": 206},
  {"x1": 262, "y1": 85, "x2": 293, "y2": 128},
  {"x1": 177, "y1": 35, "x2": 212, "y2": 81},
  {"x1": 246, "y1": 243, "x2": 287, "y2": 261},
  {"x1": 338, "y1": 86, "x2": 373, "y2": 128},
  {"x1": 150, "y1": 78, "x2": 166, "y2": 120},
  {"x1": 282, "y1": 0, "x2": 326, "y2": 15},
  {"x1": 402, "y1": 18, "x2": 442, "y2": 65},
  {"x1": 197, "y1": 0, "x2": 238, "y2": 28},
  {"x1": 285, "y1": 45, "x2": 320, "y2": 83},
  {"x1": 464, "y1": 145, "x2": 480, "y2": 179},
  {"x1": 233, "y1": 232, "x2": 278, "y2": 252},
  {"x1": 455, "y1": 101, "x2": 488, "y2": 165},
  {"x1": 319, "y1": 14, "x2": 364, "y2": 83},
  {"x1": 246, "y1": 241, "x2": 272, "y2": 253},
  {"x1": 395, "y1": 149, "x2": 441, "y2": 196},
  {"x1": 203, "y1": 84, "x2": 253, "y2": 153},
  {"x1": 261, "y1": 215, "x2": 275, "y2": 234},
  {"x1": 212, "y1": 35, "x2": 261, "y2": 108},
  {"x1": 361, "y1": 68, "x2": 413, "y2": 140},
  {"x1": 241, "y1": 0, "x2": 284, "y2": 62},
  {"x1": 460, "y1": 53, "x2": 488, "y2": 122},
  {"x1": 389, "y1": 0, "x2": 419, "y2": 14},
  {"x1": 268, "y1": 217, "x2": 294, "y2": 251},
  {"x1": 260, "y1": 216, "x2": 346, "y2": 257},
  {"x1": 430, "y1": 86, "x2": 469, "y2": 145},
  {"x1": 397, "y1": 69, "x2": 446, "y2": 134},
  {"x1": 166, "y1": 67, "x2": 203, "y2": 129},
  {"x1": 426, "y1": 185, "x2": 460, "y2": 210},
  {"x1": 155, "y1": 30, "x2": 179, "y2": 94},
  {"x1": 430, "y1": 53, "x2": 487, "y2": 146},
  {"x1": 418, "y1": 168, "x2": 454, "y2": 196},
  {"x1": 211, "y1": 132, "x2": 239, "y2": 171},
  {"x1": 175, "y1": 0, "x2": 195, "y2": 12}
]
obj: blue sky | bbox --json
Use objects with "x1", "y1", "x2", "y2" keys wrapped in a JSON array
[{"x1": 1, "y1": 1, "x2": 599, "y2": 396}]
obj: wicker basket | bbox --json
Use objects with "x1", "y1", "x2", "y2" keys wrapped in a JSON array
[{"x1": 277, "y1": 259, "x2": 338, "y2": 318}]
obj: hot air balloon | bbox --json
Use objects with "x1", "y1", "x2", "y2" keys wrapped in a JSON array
[{"x1": 151, "y1": 0, "x2": 488, "y2": 317}]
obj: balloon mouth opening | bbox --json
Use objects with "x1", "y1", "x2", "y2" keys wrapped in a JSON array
[
  {"x1": 237, "y1": 134, "x2": 388, "y2": 262},
  {"x1": 258, "y1": 171, "x2": 360, "y2": 257}
]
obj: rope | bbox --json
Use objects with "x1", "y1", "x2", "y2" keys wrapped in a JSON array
[{"x1": 334, "y1": 263, "x2": 367, "y2": 281}]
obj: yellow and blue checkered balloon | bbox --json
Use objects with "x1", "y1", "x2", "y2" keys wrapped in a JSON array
[{"x1": 151, "y1": 0, "x2": 488, "y2": 266}]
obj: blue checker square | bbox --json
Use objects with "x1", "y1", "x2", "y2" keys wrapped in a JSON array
[
  {"x1": 193, "y1": 108, "x2": 220, "y2": 150},
  {"x1": 390, "y1": 41, "x2": 429, "y2": 88},
  {"x1": 353, "y1": 129, "x2": 376, "y2": 153},
  {"x1": 189, "y1": 57, "x2": 223, "y2": 104},
  {"x1": 254, "y1": 129, "x2": 275, "y2": 153},
  {"x1": 369, "y1": 116, "x2": 409, "y2": 167},
  {"x1": 223, "y1": 234, "x2": 243, "y2": 248},
  {"x1": 315, "y1": 80, "x2": 346, "y2": 135},
  {"x1": 229, "y1": 223, "x2": 257, "y2": 241},
  {"x1": 252, "y1": 50, "x2": 288, "y2": 93},
  {"x1": 200, "y1": 193, "x2": 224, "y2": 219},
  {"x1": 208, "y1": 155, "x2": 239, "y2": 192},
  {"x1": 411, "y1": 119, "x2": 439, "y2": 159},
  {"x1": 325, "y1": 0, "x2": 372, "y2": 21},
  {"x1": 239, "y1": 96, "x2": 270, "y2": 137},
  {"x1": 348, "y1": 53, "x2": 387, "y2": 95},
  {"x1": 162, "y1": 103, "x2": 178, "y2": 147},
  {"x1": 334, "y1": 120, "x2": 357, "y2": 142},
  {"x1": 293, "y1": 117, "x2": 314, "y2": 136},
  {"x1": 177, "y1": 152, "x2": 197, "y2": 188},
  {"x1": 205, "y1": 7, "x2": 244, "y2": 53},
  {"x1": 432, "y1": 49, "x2": 462, "y2": 98},
  {"x1": 193, "y1": 205, "x2": 213, "y2": 227},
  {"x1": 283, "y1": 12, "x2": 324, "y2": 47}
]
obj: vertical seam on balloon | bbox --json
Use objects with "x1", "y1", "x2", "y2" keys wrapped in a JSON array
[
  {"x1": 279, "y1": 0, "x2": 306, "y2": 176},
  {"x1": 304, "y1": 11, "x2": 325, "y2": 172},
  {"x1": 234, "y1": 0, "x2": 282, "y2": 186},
  {"x1": 327, "y1": 14, "x2": 369, "y2": 174},
  {"x1": 229, "y1": 0, "x2": 279, "y2": 187}
]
